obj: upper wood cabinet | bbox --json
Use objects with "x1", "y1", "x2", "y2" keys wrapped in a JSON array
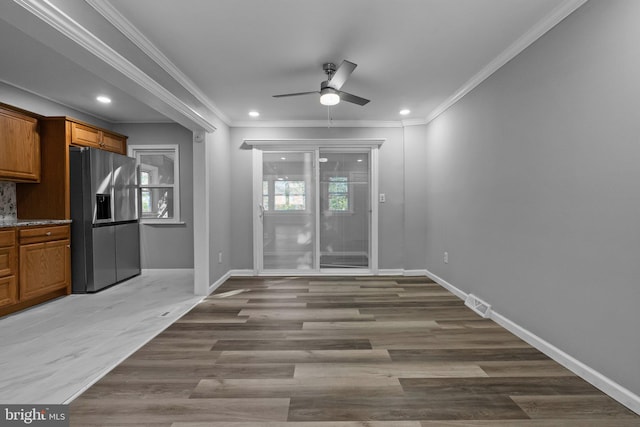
[
  {"x1": 70, "y1": 122, "x2": 101, "y2": 148},
  {"x1": 101, "y1": 131, "x2": 126, "y2": 153},
  {"x1": 0, "y1": 106, "x2": 40, "y2": 182},
  {"x1": 16, "y1": 117, "x2": 128, "y2": 220},
  {"x1": 70, "y1": 121, "x2": 127, "y2": 154}
]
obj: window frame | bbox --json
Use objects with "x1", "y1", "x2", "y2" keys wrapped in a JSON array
[{"x1": 128, "y1": 144, "x2": 181, "y2": 224}]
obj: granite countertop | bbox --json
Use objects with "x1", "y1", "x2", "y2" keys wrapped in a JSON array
[{"x1": 0, "y1": 219, "x2": 72, "y2": 228}]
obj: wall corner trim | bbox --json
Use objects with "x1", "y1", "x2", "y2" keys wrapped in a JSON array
[
  {"x1": 424, "y1": 269, "x2": 640, "y2": 416},
  {"x1": 424, "y1": 0, "x2": 589, "y2": 124}
]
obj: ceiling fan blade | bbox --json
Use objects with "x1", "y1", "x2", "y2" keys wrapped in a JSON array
[
  {"x1": 329, "y1": 60, "x2": 357, "y2": 90},
  {"x1": 272, "y1": 91, "x2": 319, "y2": 98},
  {"x1": 337, "y1": 90, "x2": 370, "y2": 106}
]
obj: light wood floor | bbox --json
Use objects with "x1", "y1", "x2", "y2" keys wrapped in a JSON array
[{"x1": 70, "y1": 276, "x2": 640, "y2": 426}]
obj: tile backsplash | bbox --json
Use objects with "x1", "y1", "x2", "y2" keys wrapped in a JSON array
[{"x1": 0, "y1": 182, "x2": 17, "y2": 220}]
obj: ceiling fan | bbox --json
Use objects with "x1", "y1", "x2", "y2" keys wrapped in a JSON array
[{"x1": 273, "y1": 60, "x2": 370, "y2": 106}]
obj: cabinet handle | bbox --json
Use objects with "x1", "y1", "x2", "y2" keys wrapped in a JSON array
[{"x1": 45, "y1": 232, "x2": 52, "y2": 236}]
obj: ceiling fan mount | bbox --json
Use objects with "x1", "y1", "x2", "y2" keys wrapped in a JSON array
[{"x1": 273, "y1": 60, "x2": 370, "y2": 106}]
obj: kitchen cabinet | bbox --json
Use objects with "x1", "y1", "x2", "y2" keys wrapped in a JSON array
[
  {"x1": 101, "y1": 131, "x2": 127, "y2": 153},
  {"x1": 0, "y1": 105, "x2": 40, "y2": 182},
  {"x1": 70, "y1": 122, "x2": 101, "y2": 148},
  {"x1": 19, "y1": 225, "x2": 70, "y2": 300},
  {"x1": 17, "y1": 117, "x2": 128, "y2": 220},
  {"x1": 70, "y1": 121, "x2": 127, "y2": 154},
  {"x1": 0, "y1": 224, "x2": 71, "y2": 317},
  {"x1": 0, "y1": 230, "x2": 17, "y2": 308}
]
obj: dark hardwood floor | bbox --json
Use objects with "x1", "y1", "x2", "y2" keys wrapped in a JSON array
[{"x1": 70, "y1": 276, "x2": 640, "y2": 426}]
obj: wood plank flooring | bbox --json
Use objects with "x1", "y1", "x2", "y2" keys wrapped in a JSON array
[{"x1": 70, "y1": 276, "x2": 640, "y2": 426}]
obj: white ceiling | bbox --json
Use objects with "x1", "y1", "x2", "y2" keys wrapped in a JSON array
[{"x1": 0, "y1": 0, "x2": 585, "y2": 129}]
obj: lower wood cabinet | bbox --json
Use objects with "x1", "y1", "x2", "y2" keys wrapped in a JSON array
[
  {"x1": 0, "y1": 224, "x2": 71, "y2": 317},
  {"x1": 0, "y1": 276, "x2": 18, "y2": 308},
  {"x1": 19, "y1": 239, "x2": 70, "y2": 301},
  {"x1": 0, "y1": 229, "x2": 17, "y2": 308}
]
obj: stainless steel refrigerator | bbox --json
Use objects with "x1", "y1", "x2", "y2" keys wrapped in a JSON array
[{"x1": 69, "y1": 146, "x2": 141, "y2": 293}]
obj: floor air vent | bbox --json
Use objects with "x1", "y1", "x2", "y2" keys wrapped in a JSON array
[{"x1": 465, "y1": 294, "x2": 492, "y2": 318}]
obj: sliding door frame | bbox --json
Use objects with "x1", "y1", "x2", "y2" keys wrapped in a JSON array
[{"x1": 250, "y1": 139, "x2": 382, "y2": 276}]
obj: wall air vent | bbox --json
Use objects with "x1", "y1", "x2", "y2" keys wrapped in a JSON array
[{"x1": 465, "y1": 294, "x2": 492, "y2": 318}]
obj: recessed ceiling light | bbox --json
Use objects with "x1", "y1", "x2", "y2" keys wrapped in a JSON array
[
  {"x1": 357, "y1": 159, "x2": 363, "y2": 162},
  {"x1": 96, "y1": 95, "x2": 111, "y2": 104},
  {"x1": 399, "y1": 109, "x2": 410, "y2": 115},
  {"x1": 249, "y1": 111, "x2": 260, "y2": 117},
  {"x1": 280, "y1": 157, "x2": 286, "y2": 160}
]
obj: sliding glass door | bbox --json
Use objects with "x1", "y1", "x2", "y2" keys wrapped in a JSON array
[
  {"x1": 254, "y1": 146, "x2": 375, "y2": 274},
  {"x1": 318, "y1": 151, "x2": 370, "y2": 269},
  {"x1": 260, "y1": 151, "x2": 315, "y2": 270}
]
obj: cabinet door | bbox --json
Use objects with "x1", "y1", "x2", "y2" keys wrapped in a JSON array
[
  {"x1": 0, "y1": 107, "x2": 40, "y2": 182},
  {"x1": 0, "y1": 246, "x2": 16, "y2": 278},
  {"x1": 0, "y1": 275, "x2": 17, "y2": 308},
  {"x1": 19, "y1": 239, "x2": 70, "y2": 300},
  {"x1": 70, "y1": 122, "x2": 101, "y2": 148},
  {"x1": 102, "y1": 132, "x2": 126, "y2": 154}
]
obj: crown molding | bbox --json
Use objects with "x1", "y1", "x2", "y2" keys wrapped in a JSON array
[
  {"x1": 401, "y1": 118, "x2": 428, "y2": 127},
  {"x1": 425, "y1": 0, "x2": 589, "y2": 124},
  {"x1": 13, "y1": 0, "x2": 216, "y2": 132},
  {"x1": 232, "y1": 119, "x2": 403, "y2": 128},
  {"x1": 86, "y1": 0, "x2": 231, "y2": 127}
]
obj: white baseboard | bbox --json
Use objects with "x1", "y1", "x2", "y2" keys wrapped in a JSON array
[
  {"x1": 229, "y1": 268, "x2": 429, "y2": 277},
  {"x1": 424, "y1": 269, "x2": 468, "y2": 300},
  {"x1": 491, "y1": 311, "x2": 640, "y2": 415},
  {"x1": 228, "y1": 269, "x2": 255, "y2": 277},
  {"x1": 403, "y1": 269, "x2": 428, "y2": 277},
  {"x1": 207, "y1": 271, "x2": 231, "y2": 295},
  {"x1": 424, "y1": 268, "x2": 640, "y2": 416},
  {"x1": 377, "y1": 269, "x2": 404, "y2": 276},
  {"x1": 228, "y1": 268, "x2": 431, "y2": 277}
]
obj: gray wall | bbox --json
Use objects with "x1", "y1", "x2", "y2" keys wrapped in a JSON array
[
  {"x1": 114, "y1": 123, "x2": 194, "y2": 269},
  {"x1": 0, "y1": 81, "x2": 112, "y2": 129},
  {"x1": 423, "y1": 0, "x2": 640, "y2": 394},
  {"x1": 207, "y1": 120, "x2": 232, "y2": 285},
  {"x1": 403, "y1": 125, "x2": 428, "y2": 270},
  {"x1": 229, "y1": 126, "x2": 405, "y2": 270}
]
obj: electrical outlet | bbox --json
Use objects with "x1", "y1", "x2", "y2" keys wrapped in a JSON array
[
  {"x1": 379, "y1": 193, "x2": 386, "y2": 203},
  {"x1": 444, "y1": 251, "x2": 449, "y2": 264},
  {"x1": 218, "y1": 252, "x2": 222, "y2": 263}
]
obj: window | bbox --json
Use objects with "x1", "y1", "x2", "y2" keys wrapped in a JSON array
[
  {"x1": 274, "y1": 180, "x2": 306, "y2": 211},
  {"x1": 128, "y1": 145, "x2": 180, "y2": 223},
  {"x1": 328, "y1": 176, "x2": 349, "y2": 211}
]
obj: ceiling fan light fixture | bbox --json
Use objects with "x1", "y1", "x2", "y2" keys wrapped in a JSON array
[{"x1": 320, "y1": 88, "x2": 340, "y2": 106}]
